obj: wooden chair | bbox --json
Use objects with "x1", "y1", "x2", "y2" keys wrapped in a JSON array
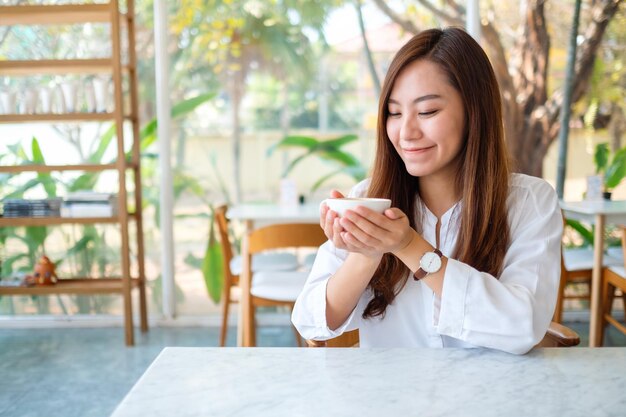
[
  {"x1": 214, "y1": 205, "x2": 299, "y2": 347},
  {"x1": 242, "y1": 222, "x2": 327, "y2": 347},
  {"x1": 554, "y1": 219, "x2": 622, "y2": 323},
  {"x1": 307, "y1": 322, "x2": 580, "y2": 348},
  {"x1": 599, "y1": 225, "x2": 626, "y2": 346}
]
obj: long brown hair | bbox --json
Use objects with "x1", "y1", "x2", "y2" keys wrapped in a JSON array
[{"x1": 365, "y1": 27, "x2": 511, "y2": 318}]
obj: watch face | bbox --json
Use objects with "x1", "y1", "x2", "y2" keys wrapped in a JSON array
[{"x1": 420, "y1": 251, "x2": 442, "y2": 273}]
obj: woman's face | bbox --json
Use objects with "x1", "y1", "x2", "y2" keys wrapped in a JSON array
[{"x1": 386, "y1": 59, "x2": 466, "y2": 182}]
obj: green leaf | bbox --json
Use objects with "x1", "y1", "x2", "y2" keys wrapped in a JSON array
[
  {"x1": 1, "y1": 253, "x2": 30, "y2": 277},
  {"x1": 4, "y1": 178, "x2": 42, "y2": 199},
  {"x1": 31, "y1": 137, "x2": 45, "y2": 164},
  {"x1": 29, "y1": 138, "x2": 57, "y2": 197},
  {"x1": 594, "y1": 143, "x2": 609, "y2": 174},
  {"x1": 565, "y1": 219, "x2": 593, "y2": 247},
  {"x1": 183, "y1": 252, "x2": 202, "y2": 269},
  {"x1": 140, "y1": 93, "x2": 216, "y2": 147},
  {"x1": 267, "y1": 135, "x2": 319, "y2": 156},
  {"x1": 605, "y1": 147, "x2": 626, "y2": 189},
  {"x1": 321, "y1": 134, "x2": 358, "y2": 148},
  {"x1": 319, "y1": 149, "x2": 361, "y2": 167},
  {"x1": 90, "y1": 124, "x2": 116, "y2": 163},
  {"x1": 64, "y1": 235, "x2": 95, "y2": 258},
  {"x1": 201, "y1": 221, "x2": 224, "y2": 304},
  {"x1": 172, "y1": 92, "x2": 216, "y2": 119},
  {"x1": 25, "y1": 226, "x2": 47, "y2": 249},
  {"x1": 68, "y1": 173, "x2": 99, "y2": 192}
]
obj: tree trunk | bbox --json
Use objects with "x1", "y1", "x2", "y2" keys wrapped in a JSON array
[
  {"x1": 609, "y1": 103, "x2": 625, "y2": 152},
  {"x1": 355, "y1": 0, "x2": 381, "y2": 96}
]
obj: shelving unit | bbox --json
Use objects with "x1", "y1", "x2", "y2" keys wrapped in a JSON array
[{"x1": 0, "y1": 1, "x2": 147, "y2": 346}]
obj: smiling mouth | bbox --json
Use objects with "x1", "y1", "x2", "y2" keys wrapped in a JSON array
[{"x1": 403, "y1": 146, "x2": 435, "y2": 154}]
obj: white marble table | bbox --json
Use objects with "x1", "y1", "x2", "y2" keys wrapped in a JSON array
[
  {"x1": 560, "y1": 200, "x2": 626, "y2": 346},
  {"x1": 111, "y1": 347, "x2": 626, "y2": 417}
]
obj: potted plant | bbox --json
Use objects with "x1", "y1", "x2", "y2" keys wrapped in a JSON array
[{"x1": 594, "y1": 142, "x2": 626, "y2": 199}]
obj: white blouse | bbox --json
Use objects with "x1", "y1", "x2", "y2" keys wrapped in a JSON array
[{"x1": 291, "y1": 173, "x2": 562, "y2": 354}]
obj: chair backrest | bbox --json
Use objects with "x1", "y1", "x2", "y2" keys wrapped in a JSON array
[
  {"x1": 214, "y1": 205, "x2": 237, "y2": 284},
  {"x1": 308, "y1": 322, "x2": 580, "y2": 348},
  {"x1": 247, "y1": 223, "x2": 327, "y2": 255}
]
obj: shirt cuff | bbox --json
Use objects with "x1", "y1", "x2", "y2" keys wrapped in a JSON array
[
  {"x1": 309, "y1": 278, "x2": 359, "y2": 339},
  {"x1": 436, "y1": 258, "x2": 470, "y2": 338}
]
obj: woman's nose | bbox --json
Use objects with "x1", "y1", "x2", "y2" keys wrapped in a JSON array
[{"x1": 400, "y1": 114, "x2": 421, "y2": 140}]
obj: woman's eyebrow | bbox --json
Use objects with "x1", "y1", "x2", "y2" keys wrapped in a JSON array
[{"x1": 388, "y1": 94, "x2": 442, "y2": 105}]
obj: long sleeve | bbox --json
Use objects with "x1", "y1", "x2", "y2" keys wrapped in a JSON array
[
  {"x1": 291, "y1": 180, "x2": 371, "y2": 341},
  {"x1": 291, "y1": 240, "x2": 364, "y2": 340},
  {"x1": 435, "y1": 176, "x2": 562, "y2": 354}
]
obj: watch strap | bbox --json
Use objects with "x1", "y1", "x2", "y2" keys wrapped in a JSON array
[{"x1": 413, "y1": 248, "x2": 443, "y2": 281}]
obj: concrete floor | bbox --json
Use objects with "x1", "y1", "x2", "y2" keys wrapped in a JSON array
[
  {"x1": 0, "y1": 325, "x2": 298, "y2": 417},
  {"x1": 1, "y1": 321, "x2": 625, "y2": 417}
]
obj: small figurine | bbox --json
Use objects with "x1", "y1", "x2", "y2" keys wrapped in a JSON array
[{"x1": 24, "y1": 255, "x2": 58, "y2": 286}]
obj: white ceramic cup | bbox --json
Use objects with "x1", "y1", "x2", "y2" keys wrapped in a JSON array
[{"x1": 323, "y1": 197, "x2": 391, "y2": 217}]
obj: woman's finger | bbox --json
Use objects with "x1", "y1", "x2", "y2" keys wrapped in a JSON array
[
  {"x1": 342, "y1": 211, "x2": 383, "y2": 243},
  {"x1": 330, "y1": 189, "x2": 345, "y2": 199},
  {"x1": 332, "y1": 217, "x2": 347, "y2": 249}
]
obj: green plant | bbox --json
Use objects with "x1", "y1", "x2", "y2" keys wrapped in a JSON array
[
  {"x1": 594, "y1": 142, "x2": 626, "y2": 192},
  {"x1": 267, "y1": 133, "x2": 366, "y2": 191}
]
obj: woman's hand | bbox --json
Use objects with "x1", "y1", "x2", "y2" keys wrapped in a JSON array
[
  {"x1": 320, "y1": 189, "x2": 345, "y2": 243},
  {"x1": 339, "y1": 206, "x2": 416, "y2": 258}
]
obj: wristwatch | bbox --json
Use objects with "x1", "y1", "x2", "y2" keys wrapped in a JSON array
[{"x1": 413, "y1": 248, "x2": 443, "y2": 281}]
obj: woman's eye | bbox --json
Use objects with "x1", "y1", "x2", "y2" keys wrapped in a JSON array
[
  {"x1": 388, "y1": 111, "x2": 401, "y2": 117},
  {"x1": 419, "y1": 110, "x2": 438, "y2": 117}
]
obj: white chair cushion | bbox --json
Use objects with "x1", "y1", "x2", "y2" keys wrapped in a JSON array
[
  {"x1": 250, "y1": 271, "x2": 309, "y2": 302},
  {"x1": 563, "y1": 247, "x2": 622, "y2": 271},
  {"x1": 302, "y1": 252, "x2": 317, "y2": 271},
  {"x1": 606, "y1": 246, "x2": 624, "y2": 261},
  {"x1": 229, "y1": 252, "x2": 299, "y2": 275},
  {"x1": 607, "y1": 265, "x2": 626, "y2": 279}
]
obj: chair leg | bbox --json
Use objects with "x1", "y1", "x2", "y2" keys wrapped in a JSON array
[
  {"x1": 553, "y1": 272, "x2": 567, "y2": 323},
  {"x1": 219, "y1": 294, "x2": 230, "y2": 347},
  {"x1": 248, "y1": 302, "x2": 257, "y2": 347},
  {"x1": 599, "y1": 275, "x2": 614, "y2": 347},
  {"x1": 621, "y1": 290, "x2": 626, "y2": 322}
]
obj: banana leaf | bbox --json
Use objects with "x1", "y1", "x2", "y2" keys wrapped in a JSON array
[{"x1": 201, "y1": 215, "x2": 224, "y2": 304}]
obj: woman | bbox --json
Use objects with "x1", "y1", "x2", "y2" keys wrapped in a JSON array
[{"x1": 291, "y1": 27, "x2": 562, "y2": 354}]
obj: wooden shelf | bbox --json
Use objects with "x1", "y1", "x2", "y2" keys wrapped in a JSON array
[
  {"x1": 0, "y1": 59, "x2": 122, "y2": 75},
  {"x1": 0, "y1": 277, "x2": 142, "y2": 296},
  {"x1": 0, "y1": 4, "x2": 112, "y2": 26},
  {"x1": 0, "y1": 213, "x2": 138, "y2": 227},
  {"x1": 0, "y1": 113, "x2": 123, "y2": 123},
  {"x1": 0, "y1": 216, "x2": 117, "y2": 227},
  {"x1": 0, "y1": 163, "x2": 118, "y2": 173},
  {"x1": 0, "y1": 0, "x2": 147, "y2": 346},
  {"x1": 0, "y1": 162, "x2": 138, "y2": 174}
]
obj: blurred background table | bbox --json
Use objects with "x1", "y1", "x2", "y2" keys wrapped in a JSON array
[{"x1": 227, "y1": 203, "x2": 321, "y2": 227}]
